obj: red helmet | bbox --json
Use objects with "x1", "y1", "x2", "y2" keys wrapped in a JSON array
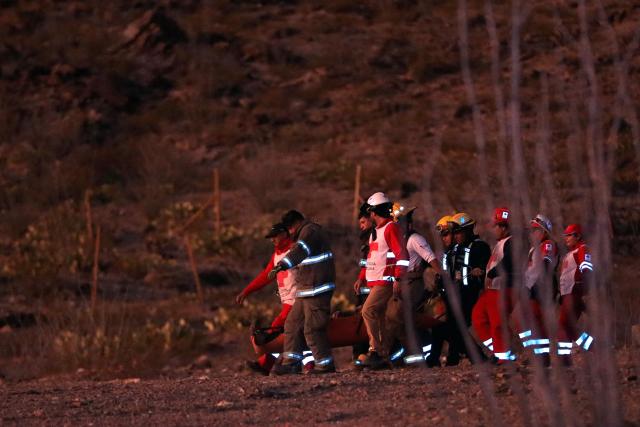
[
  {"x1": 493, "y1": 207, "x2": 511, "y2": 225},
  {"x1": 563, "y1": 224, "x2": 582, "y2": 236}
]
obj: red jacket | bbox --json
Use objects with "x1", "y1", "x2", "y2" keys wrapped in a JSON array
[
  {"x1": 363, "y1": 219, "x2": 409, "y2": 286},
  {"x1": 241, "y1": 238, "x2": 293, "y2": 296}
]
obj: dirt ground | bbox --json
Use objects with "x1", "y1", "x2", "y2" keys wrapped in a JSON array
[{"x1": 2, "y1": 349, "x2": 639, "y2": 427}]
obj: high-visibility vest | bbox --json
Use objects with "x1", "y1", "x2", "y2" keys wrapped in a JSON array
[
  {"x1": 273, "y1": 250, "x2": 298, "y2": 305},
  {"x1": 559, "y1": 242, "x2": 592, "y2": 295},
  {"x1": 366, "y1": 221, "x2": 407, "y2": 285},
  {"x1": 485, "y1": 236, "x2": 512, "y2": 290}
]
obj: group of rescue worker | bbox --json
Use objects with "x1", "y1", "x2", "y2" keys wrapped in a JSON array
[{"x1": 236, "y1": 192, "x2": 595, "y2": 375}]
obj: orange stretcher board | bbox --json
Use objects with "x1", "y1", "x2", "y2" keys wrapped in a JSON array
[{"x1": 251, "y1": 311, "x2": 443, "y2": 356}]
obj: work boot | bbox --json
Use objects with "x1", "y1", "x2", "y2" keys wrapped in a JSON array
[
  {"x1": 306, "y1": 362, "x2": 336, "y2": 375},
  {"x1": 353, "y1": 353, "x2": 367, "y2": 370},
  {"x1": 245, "y1": 360, "x2": 269, "y2": 376},
  {"x1": 361, "y1": 351, "x2": 388, "y2": 370},
  {"x1": 270, "y1": 362, "x2": 301, "y2": 376}
]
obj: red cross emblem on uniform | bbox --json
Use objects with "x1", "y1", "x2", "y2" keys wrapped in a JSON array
[
  {"x1": 368, "y1": 242, "x2": 378, "y2": 259},
  {"x1": 277, "y1": 270, "x2": 288, "y2": 287}
]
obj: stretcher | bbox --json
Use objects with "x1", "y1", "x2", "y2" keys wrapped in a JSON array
[{"x1": 251, "y1": 298, "x2": 445, "y2": 356}]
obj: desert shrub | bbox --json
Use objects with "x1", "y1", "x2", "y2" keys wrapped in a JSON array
[
  {"x1": 146, "y1": 201, "x2": 271, "y2": 262},
  {"x1": 0, "y1": 302, "x2": 208, "y2": 379},
  {"x1": 209, "y1": 300, "x2": 278, "y2": 331},
  {"x1": 2, "y1": 200, "x2": 92, "y2": 284}
]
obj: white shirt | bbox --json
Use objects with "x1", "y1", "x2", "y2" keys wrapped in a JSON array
[{"x1": 406, "y1": 233, "x2": 436, "y2": 272}]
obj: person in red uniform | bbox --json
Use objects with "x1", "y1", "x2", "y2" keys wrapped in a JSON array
[
  {"x1": 518, "y1": 214, "x2": 559, "y2": 365},
  {"x1": 359, "y1": 192, "x2": 409, "y2": 369},
  {"x1": 235, "y1": 223, "x2": 299, "y2": 374},
  {"x1": 557, "y1": 224, "x2": 594, "y2": 360},
  {"x1": 472, "y1": 207, "x2": 516, "y2": 363}
]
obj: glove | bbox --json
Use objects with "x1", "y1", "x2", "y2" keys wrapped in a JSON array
[{"x1": 267, "y1": 264, "x2": 285, "y2": 281}]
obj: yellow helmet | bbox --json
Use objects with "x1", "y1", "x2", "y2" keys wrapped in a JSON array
[
  {"x1": 436, "y1": 215, "x2": 453, "y2": 232},
  {"x1": 450, "y1": 212, "x2": 475, "y2": 229},
  {"x1": 391, "y1": 203, "x2": 416, "y2": 222}
]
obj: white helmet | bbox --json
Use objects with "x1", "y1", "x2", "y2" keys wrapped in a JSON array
[
  {"x1": 530, "y1": 214, "x2": 552, "y2": 234},
  {"x1": 367, "y1": 192, "x2": 391, "y2": 207}
]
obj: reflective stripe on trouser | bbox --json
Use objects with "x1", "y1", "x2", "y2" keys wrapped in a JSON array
[
  {"x1": 575, "y1": 332, "x2": 594, "y2": 351},
  {"x1": 557, "y1": 286, "x2": 586, "y2": 350},
  {"x1": 362, "y1": 285, "x2": 394, "y2": 355},
  {"x1": 383, "y1": 278, "x2": 425, "y2": 357},
  {"x1": 389, "y1": 347, "x2": 405, "y2": 361},
  {"x1": 557, "y1": 341, "x2": 573, "y2": 355},
  {"x1": 302, "y1": 350, "x2": 315, "y2": 365},
  {"x1": 519, "y1": 329, "x2": 550, "y2": 355},
  {"x1": 283, "y1": 291, "x2": 333, "y2": 364},
  {"x1": 471, "y1": 288, "x2": 514, "y2": 360},
  {"x1": 404, "y1": 344, "x2": 433, "y2": 364},
  {"x1": 358, "y1": 286, "x2": 371, "y2": 295}
]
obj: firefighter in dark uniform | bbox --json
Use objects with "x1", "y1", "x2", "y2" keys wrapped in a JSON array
[
  {"x1": 434, "y1": 213, "x2": 490, "y2": 365},
  {"x1": 426, "y1": 215, "x2": 456, "y2": 366}
]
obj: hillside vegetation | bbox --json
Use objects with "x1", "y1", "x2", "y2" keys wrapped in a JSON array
[{"x1": 0, "y1": 0, "x2": 639, "y2": 379}]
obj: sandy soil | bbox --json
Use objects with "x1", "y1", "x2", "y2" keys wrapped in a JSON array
[{"x1": 2, "y1": 351, "x2": 638, "y2": 427}]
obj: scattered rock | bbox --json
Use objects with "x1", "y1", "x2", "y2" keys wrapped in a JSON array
[
  {"x1": 193, "y1": 355, "x2": 212, "y2": 369},
  {"x1": 215, "y1": 400, "x2": 233, "y2": 409},
  {"x1": 122, "y1": 8, "x2": 187, "y2": 49}
]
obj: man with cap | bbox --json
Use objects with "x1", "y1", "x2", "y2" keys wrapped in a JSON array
[
  {"x1": 359, "y1": 192, "x2": 409, "y2": 369},
  {"x1": 472, "y1": 207, "x2": 517, "y2": 363},
  {"x1": 352, "y1": 202, "x2": 374, "y2": 365},
  {"x1": 270, "y1": 210, "x2": 337, "y2": 375},
  {"x1": 354, "y1": 202, "x2": 374, "y2": 300},
  {"x1": 432, "y1": 212, "x2": 490, "y2": 365},
  {"x1": 235, "y1": 223, "x2": 299, "y2": 374},
  {"x1": 517, "y1": 214, "x2": 559, "y2": 363},
  {"x1": 557, "y1": 224, "x2": 594, "y2": 360}
]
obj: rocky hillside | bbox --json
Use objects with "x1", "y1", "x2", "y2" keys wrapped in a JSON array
[{"x1": 0, "y1": 0, "x2": 638, "y2": 297}]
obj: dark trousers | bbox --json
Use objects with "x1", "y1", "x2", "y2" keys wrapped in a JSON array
[
  {"x1": 283, "y1": 291, "x2": 333, "y2": 364},
  {"x1": 427, "y1": 286, "x2": 481, "y2": 365}
]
